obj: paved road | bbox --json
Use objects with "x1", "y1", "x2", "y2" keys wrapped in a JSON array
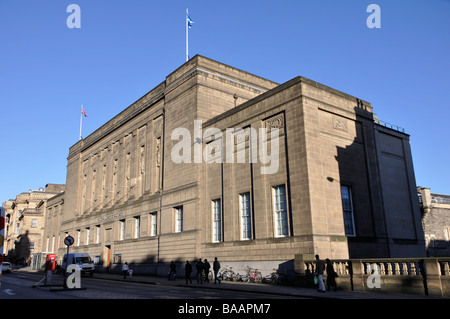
[
  {"x1": 1, "y1": 270, "x2": 303, "y2": 317},
  {"x1": 1, "y1": 270, "x2": 304, "y2": 300},
  {"x1": 2, "y1": 269, "x2": 446, "y2": 318}
]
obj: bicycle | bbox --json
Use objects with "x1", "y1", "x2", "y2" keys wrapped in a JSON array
[
  {"x1": 263, "y1": 268, "x2": 288, "y2": 285},
  {"x1": 220, "y1": 267, "x2": 238, "y2": 282},
  {"x1": 233, "y1": 270, "x2": 247, "y2": 282},
  {"x1": 262, "y1": 271, "x2": 276, "y2": 284},
  {"x1": 246, "y1": 267, "x2": 262, "y2": 283}
]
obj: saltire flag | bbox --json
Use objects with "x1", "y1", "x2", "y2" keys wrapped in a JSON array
[
  {"x1": 187, "y1": 12, "x2": 194, "y2": 28},
  {"x1": 81, "y1": 106, "x2": 87, "y2": 117}
]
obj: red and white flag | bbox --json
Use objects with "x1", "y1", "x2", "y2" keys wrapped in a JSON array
[{"x1": 79, "y1": 104, "x2": 88, "y2": 141}]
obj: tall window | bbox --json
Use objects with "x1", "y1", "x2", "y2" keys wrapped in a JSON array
[
  {"x1": 150, "y1": 212, "x2": 157, "y2": 236},
  {"x1": 120, "y1": 220, "x2": 125, "y2": 240},
  {"x1": 273, "y1": 185, "x2": 288, "y2": 237},
  {"x1": 96, "y1": 225, "x2": 101, "y2": 244},
  {"x1": 444, "y1": 226, "x2": 450, "y2": 241},
  {"x1": 340, "y1": 185, "x2": 356, "y2": 236},
  {"x1": 212, "y1": 199, "x2": 222, "y2": 242},
  {"x1": 85, "y1": 227, "x2": 90, "y2": 245},
  {"x1": 77, "y1": 229, "x2": 81, "y2": 246},
  {"x1": 240, "y1": 193, "x2": 251, "y2": 240},
  {"x1": 175, "y1": 207, "x2": 183, "y2": 233},
  {"x1": 134, "y1": 216, "x2": 140, "y2": 238}
]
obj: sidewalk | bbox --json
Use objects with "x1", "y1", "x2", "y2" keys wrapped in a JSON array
[
  {"x1": 88, "y1": 270, "x2": 443, "y2": 299},
  {"x1": 16, "y1": 267, "x2": 444, "y2": 299}
]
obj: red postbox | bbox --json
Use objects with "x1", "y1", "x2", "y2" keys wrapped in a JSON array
[{"x1": 46, "y1": 253, "x2": 56, "y2": 272}]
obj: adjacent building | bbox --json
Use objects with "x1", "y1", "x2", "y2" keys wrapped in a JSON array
[
  {"x1": 40, "y1": 190, "x2": 65, "y2": 255},
  {"x1": 46, "y1": 56, "x2": 426, "y2": 275},
  {"x1": 418, "y1": 186, "x2": 450, "y2": 257},
  {"x1": 2, "y1": 184, "x2": 65, "y2": 265}
]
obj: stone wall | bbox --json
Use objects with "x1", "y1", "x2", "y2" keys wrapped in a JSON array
[{"x1": 296, "y1": 254, "x2": 450, "y2": 297}]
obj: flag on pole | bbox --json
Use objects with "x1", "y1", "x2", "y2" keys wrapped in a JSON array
[
  {"x1": 80, "y1": 104, "x2": 87, "y2": 140},
  {"x1": 186, "y1": 9, "x2": 194, "y2": 61},
  {"x1": 187, "y1": 12, "x2": 194, "y2": 28}
]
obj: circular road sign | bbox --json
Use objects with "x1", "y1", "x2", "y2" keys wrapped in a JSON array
[{"x1": 64, "y1": 235, "x2": 75, "y2": 246}]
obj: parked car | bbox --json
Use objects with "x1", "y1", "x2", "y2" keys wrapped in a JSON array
[
  {"x1": 61, "y1": 253, "x2": 94, "y2": 277},
  {"x1": 1, "y1": 262, "x2": 12, "y2": 273}
]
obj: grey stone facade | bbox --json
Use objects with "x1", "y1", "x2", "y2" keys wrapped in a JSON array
[{"x1": 418, "y1": 187, "x2": 450, "y2": 257}]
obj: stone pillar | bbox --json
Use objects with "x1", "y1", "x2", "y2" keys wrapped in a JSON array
[
  {"x1": 349, "y1": 259, "x2": 365, "y2": 291},
  {"x1": 423, "y1": 258, "x2": 443, "y2": 297},
  {"x1": 294, "y1": 253, "x2": 314, "y2": 286}
]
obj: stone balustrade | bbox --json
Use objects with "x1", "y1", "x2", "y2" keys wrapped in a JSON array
[{"x1": 295, "y1": 254, "x2": 450, "y2": 297}]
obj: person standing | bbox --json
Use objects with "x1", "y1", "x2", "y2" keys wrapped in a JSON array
[
  {"x1": 326, "y1": 258, "x2": 337, "y2": 291},
  {"x1": 196, "y1": 258, "x2": 204, "y2": 284},
  {"x1": 185, "y1": 260, "x2": 193, "y2": 285},
  {"x1": 169, "y1": 261, "x2": 176, "y2": 281},
  {"x1": 213, "y1": 257, "x2": 221, "y2": 284},
  {"x1": 122, "y1": 262, "x2": 129, "y2": 279},
  {"x1": 203, "y1": 259, "x2": 211, "y2": 283},
  {"x1": 315, "y1": 255, "x2": 326, "y2": 293}
]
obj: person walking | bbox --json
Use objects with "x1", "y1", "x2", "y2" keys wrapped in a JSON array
[
  {"x1": 326, "y1": 258, "x2": 337, "y2": 291},
  {"x1": 213, "y1": 257, "x2": 221, "y2": 284},
  {"x1": 169, "y1": 261, "x2": 176, "y2": 281},
  {"x1": 196, "y1": 258, "x2": 204, "y2": 284},
  {"x1": 315, "y1": 254, "x2": 326, "y2": 293},
  {"x1": 122, "y1": 262, "x2": 129, "y2": 279},
  {"x1": 185, "y1": 260, "x2": 192, "y2": 285},
  {"x1": 203, "y1": 259, "x2": 211, "y2": 283}
]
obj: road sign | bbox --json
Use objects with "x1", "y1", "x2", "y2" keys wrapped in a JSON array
[{"x1": 64, "y1": 235, "x2": 75, "y2": 246}]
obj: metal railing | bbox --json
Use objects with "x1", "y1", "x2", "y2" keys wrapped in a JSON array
[{"x1": 374, "y1": 118, "x2": 406, "y2": 133}]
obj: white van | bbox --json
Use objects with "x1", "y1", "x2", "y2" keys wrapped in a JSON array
[{"x1": 62, "y1": 253, "x2": 94, "y2": 277}]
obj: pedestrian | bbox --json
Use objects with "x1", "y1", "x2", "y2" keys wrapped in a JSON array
[
  {"x1": 326, "y1": 258, "x2": 337, "y2": 291},
  {"x1": 122, "y1": 262, "x2": 129, "y2": 279},
  {"x1": 196, "y1": 258, "x2": 204, "y2": 284},
  {"x1": 203, "y1": 259, "x2": 211, "y2": 283},
  {"x1": 315, "y1": 254, "x2": 326, "y2": 293},
  {"x1": 185, "y1": 260, "x2": 192, "y2": 285},
  {"x1": 169, "y1": 261, "x2": 176, "y2": 281},
  {"x1": 213, "y1": 257, "x2": 221, "y2": 284}
]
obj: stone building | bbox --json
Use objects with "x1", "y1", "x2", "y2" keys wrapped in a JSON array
[
  {"x1": 2, "y1": 200, "x2": 14, "y2": 257},
  {"x1": 40, "y1": 190, "x2": 65, "y2": 255},
  {"x1": 418, "y1": 187, "x2": 450, "y2": 257},
  {"x1": 2, "y1": 184, "x2": 65, "y2": 264},
  {"x1": 56, "y1": 56, "x2": 425, "y2": 275}
]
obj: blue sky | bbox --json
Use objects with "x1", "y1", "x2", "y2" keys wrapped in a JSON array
[{"x1": 1, "y1": 0, "x2": 449, "y2": 202}]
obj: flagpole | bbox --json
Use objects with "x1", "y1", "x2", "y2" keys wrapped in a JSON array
[
  {"x1": 186, "y1": 8, "x2": 189, "y2": 62},
  {"x1": 79, "y1": 104, "x2": 83, "y2": 140}
]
